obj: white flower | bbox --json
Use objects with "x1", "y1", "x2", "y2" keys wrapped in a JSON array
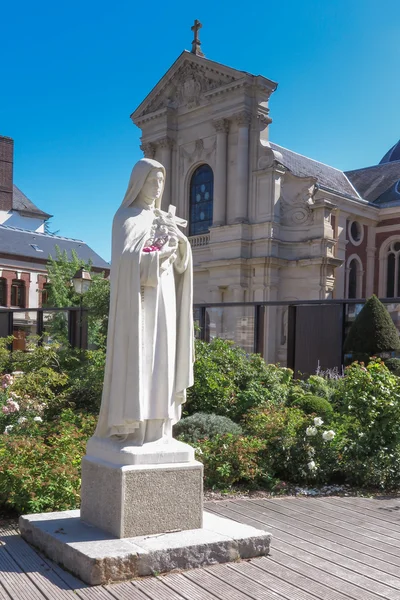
[
  {"x1": 11, "y1": 371, "x2": 24, "y2": 377},
  {"x1": 33, "y1": 416, "x2": 43, "y2": 423},
  {"x1": 322, "y1": 430, "x2": 335, "y2": 441},
  {"x1": 4, "y1": 425, "x2": 13, "y2": 434},
  {"x1": 306, "y1": 426, "x2": 318, "y2": 437},
  {"x1": 313, "y1": 417, "x2": 324, "y2": 427},
  {"x1": 17, "y1": 417, "x2": 27, "y2": 424},
  {"x1": 307, "y1": 460, "x2": 317, "y2": 471}
]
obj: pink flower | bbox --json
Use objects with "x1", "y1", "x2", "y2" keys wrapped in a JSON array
[
  {"x1": 1, "y1": 374, "x2": 14, "y2": 389},
  {"x1": 1, "y1": 406, "x2": 11, "y2": 414},
  {"x1": 143, "y1": 245, "x2": 160, "y2": 253},
  {"x1": 5, "y1": 399, "x2": 19, "y2": 413}
]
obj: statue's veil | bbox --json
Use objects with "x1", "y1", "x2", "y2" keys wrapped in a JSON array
[{"x1": 120, "y1": 158, "x2": 166, "y2": 210}]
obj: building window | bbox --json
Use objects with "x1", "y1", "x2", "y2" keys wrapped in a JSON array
[
  {"x1": 189, "y1": 164, "x2": 214, "y2": 236},
  {"x1": 386, "y1": 241, "x2": 400, "y2": 298},
  {"x1": 0, "y1": 278, "x2": 7, "y2": 306},
  {"x1": 346, "y1": 255, "x2": 363, "y2": 299},
  {"x1": 348, "y1": 220, "x2": 364, "y2": 246},
  {"x1": 41, "y1": 283, "x2": 51, "y2": 307},
  {"x1": 11, "y1": 280, "x2": 26, "y2": 308},
  {"x1": 348, "y1": 260, "x2": 358, "y2": 299}
]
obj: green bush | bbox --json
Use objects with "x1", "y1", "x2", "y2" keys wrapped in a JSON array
[
  {"x1": 173, "y1": 412, "x2": 242, "y2": 443},
  {"x1": 193, "y1": 434, "x2": 267, "y2": 489},
  {"x1": 66, "y1": 349, "x2": 105, "y2": 413},
  {"x1": 0, "y1": 409, "x2": 96, "y2": 513},
  {"x1": 289, "y1": 393, "x2": 334, "y2": 423},
  {"x1": 384, "y1": 357, "x2": 400, "y2": 376},
  {"x1": 344, "y1": 295, "x2": 400, "y2": 359},
  {"x1": 186, "y1": 339, "x2": 292, "y2": 421}
]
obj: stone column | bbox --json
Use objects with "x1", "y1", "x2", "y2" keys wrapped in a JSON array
[
  {"x1": 159, "y1": 137, "x2": 173, "y2": 210},
  {"x1": 140, "y1": 142, "x2": 156, "y2": 159},
  {"x1": 333, "y1": 211, "x2": 348, "y2": 298},
  {"x1": 212, "y1": 119, "x2": 229, "y2": 227},
  {"x1": 230, "y1": 112, "x2": 251, "y2": 224}
]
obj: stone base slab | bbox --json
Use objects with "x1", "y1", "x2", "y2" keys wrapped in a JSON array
[
  {"x1": 81, "y1": 456, "x2": 203, "y2": 538},
  {"x1": 19, "y1": 509, "x2": 272, "y2": 586},
  {"x1": 86, "y1": 436, "x2": 195, "y2": 466}
]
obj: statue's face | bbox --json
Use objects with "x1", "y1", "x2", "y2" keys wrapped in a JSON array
[{"x1": 141, "y1": 169, "x2": 164, "y2": 205}]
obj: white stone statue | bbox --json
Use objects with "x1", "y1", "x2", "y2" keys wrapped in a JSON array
[{"x1": 93, "y1": 158, "x2": 194, "y2": 447}]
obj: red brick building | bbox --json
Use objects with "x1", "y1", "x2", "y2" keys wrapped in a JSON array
[{"x1": 0, "y1": 136, "x2": 109, "y2": 344}]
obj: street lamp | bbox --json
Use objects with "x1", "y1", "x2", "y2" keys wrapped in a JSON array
[
  {"x1": 71, "y1": 268, "x2": 92, "y2": 295},
  {"x1": 71, "y1": 268, "x2": 92, "y2": 351}
]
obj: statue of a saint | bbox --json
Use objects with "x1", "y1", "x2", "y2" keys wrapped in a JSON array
[{"x1": 94, "y1": 158, "x2": 194, "y2": 446}]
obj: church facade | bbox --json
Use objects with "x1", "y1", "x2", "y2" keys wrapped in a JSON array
[{"x1": 131, "y1": 35, "x2": 400, "y2": 363}]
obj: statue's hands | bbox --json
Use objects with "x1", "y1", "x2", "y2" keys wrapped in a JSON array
[{"x1": 167, "y1": 221, "x2": 186, "y2": 246}]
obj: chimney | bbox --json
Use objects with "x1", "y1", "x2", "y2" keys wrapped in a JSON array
[{"x1": 0, "y1": 136, "x2": 13, "y2": 212}]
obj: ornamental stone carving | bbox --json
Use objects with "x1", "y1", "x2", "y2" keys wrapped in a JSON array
[
  {"x1": 234, "y1": 111, "x2": 252, "y2": 126},
  {"x1": 143, "y1": 62, "x2": 237, "y2": 114},
  {"x1": 140, "y1": 143, "x2": 156, "y2": 159},
  {"x1": 179, "y1": 138, "x2": 216, "y2": 175},
  {"x1": 213, "y1": 119, "x2": 230, "y2": 134},
  {"x1": 280, "y1": 175, "x2": 316, "y2": 227}
]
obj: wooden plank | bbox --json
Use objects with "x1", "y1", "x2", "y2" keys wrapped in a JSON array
[
  {"x1": 267, "y1": 548, "x2": 383, "y2": 600},
  {"x1": 227, "y1": 559, "x2": 322, "y2": 600},
  {"x1": 322, "y1": 497, "x2": 400, "y2": 526},
  {"x1": 185, "y1": 564, "x2": 266, "y2": 600},
  {"x1": 0, "y1": 544, "x2": 45, "y2": 600},
  {"x1": 240, "y1": 499, "x2": 400, "y2": 554},
  {"x1": 160, "y1": 572, "x2": 219, "y2": 600},
  {"x1": 271, "y1": 530, "x2": 400, "y2": 595},
  {"x1": 230, "y1": 500, "x2": 400, "y2": 564},
  {"x1": 206, "y1": 503, "x2": 400, "y2": 578},
  {"x1": 133, "y1": 578, "x2": 187, "y2": 600},
  {"x1": 308, "y1": 497, "x2": 400, "y2": 533},
  {"x1": 255, "y1": 497, "x2": 400, "y2": 543},
  {"x1": 0, "y1": 526, "x2": 79, "y2": 600},
  {"x1": 0, "y1": 582, "x2": 12, "y2": 600},
  {"x1": 104, "y1": 582, "x2": 153, "y2": 600},
  {"x1": 200, "y1": 562, "x2": 287, "y2": 600}
]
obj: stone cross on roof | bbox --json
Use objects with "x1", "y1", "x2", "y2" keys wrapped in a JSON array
[{"x1": 191, "y1": 19, "x2": 204, "y2": 57}]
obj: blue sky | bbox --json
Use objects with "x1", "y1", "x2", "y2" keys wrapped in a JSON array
[{"x1": 1, "y1": 0, "x2": 399, "y2": 262}]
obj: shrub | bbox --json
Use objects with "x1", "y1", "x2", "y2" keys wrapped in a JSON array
[
  {"x1": 384, "y1": 357, "x2": 400, "y2": 376},
  {"x1": 66, "y1": 349, "x2": 105, "y2": 413},
  {"x1": 344, "y1": 295, "x2": 400, "y2": 359},
  {"x1": 193, "y1": 434, "x2": 267, "y2": 489},
  {"x1": 173, "y1": 412, "x2": 242, "y2": 443},
  {"x1": 0, "y1": 409, "x2": 96, "y2": 513},
  {"x1": 186, "y1": 339, "x2": 292, "y2": 421},
  {"x1": 289, "y1": 393, "x2": 334, "y2": 423}
]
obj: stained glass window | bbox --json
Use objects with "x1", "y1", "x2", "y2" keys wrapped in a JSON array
[{"x1": 189, "y1": 165, "x2": 213, "y2": 236}]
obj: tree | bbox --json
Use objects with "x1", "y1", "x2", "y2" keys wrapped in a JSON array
[
  {"x1": 344, "y1": 295, "x2": 400, "y2": 360},
  {"x1": 44, "y1": 246, "x2": 109, "y2": 347}
]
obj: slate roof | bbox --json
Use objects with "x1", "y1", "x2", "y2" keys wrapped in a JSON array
[
  {"x1": 0, "y1": 225, "x2": 109, "y2": 271},
  {"x1": 345, "y1": 161, "x2": 400, "y2": 203},
  {"x1": 269, "y1": 143, "x2": 362, "y2": 201},
  {"x1": 12, "y1": 185, "x2": 52, "y2": 219}
]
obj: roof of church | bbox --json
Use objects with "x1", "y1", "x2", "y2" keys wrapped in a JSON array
[
  {"x1": 345, "y1": 140, "x2": 400, "y2": 205},
  {"x1": 12, "y1": 185, "x2": 52, "y2": 219},
  {"x1": 269, "y1": 143, "x2": 362, "y2": 201},
  {"x1": 0, "y1": 225, "x2": 109, "y2": 270}
]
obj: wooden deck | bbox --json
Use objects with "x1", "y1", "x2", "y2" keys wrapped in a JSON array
[{"x1": 1, "y1": 496, "x2": 400, "y2": 599}]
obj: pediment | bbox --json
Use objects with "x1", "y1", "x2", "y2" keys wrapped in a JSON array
[{"x1": 131, "y1": 51, "x2": 276, "y2": 122}]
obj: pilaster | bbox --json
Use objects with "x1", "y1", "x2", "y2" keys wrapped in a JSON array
[
  {"x1": 229, "y1": 112, "x2": 251, "y2": 224},
  {"x1": 212, "y1": 119, "x2": 229, "y2": 226}
]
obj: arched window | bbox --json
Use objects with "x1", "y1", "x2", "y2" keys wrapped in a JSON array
[
  {"x1": 189, "y1": 165, "x2": 214, "y2": 236},
  {"x1": 386, "y1": 241, "x2": 400, "y2": 298},
  {"x1": 0, "y1": 278, "x2": 6, "y2": 306},
  {"x1": 346, "y1": 255, "x2": 363, "y2": 299},
  {"x1": 11, "y1": 280, "x2": 26, "y2": 308},
  {"x1": 348, "y1": 260, "x2": 358, "y2": 299}
]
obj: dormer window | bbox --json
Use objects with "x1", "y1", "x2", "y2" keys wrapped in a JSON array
[{"x1": 30, "y1": 244, "x2": 44, "y2": 252}]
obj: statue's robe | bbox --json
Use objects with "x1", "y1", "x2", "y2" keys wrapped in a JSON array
[{"x1": 94, "y1": 159, "x2": 194, "y2": 439}]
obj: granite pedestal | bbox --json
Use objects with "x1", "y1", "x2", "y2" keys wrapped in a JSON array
[{"x1": 19, "y1": 437, "x2": 272, "y2": 585}]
